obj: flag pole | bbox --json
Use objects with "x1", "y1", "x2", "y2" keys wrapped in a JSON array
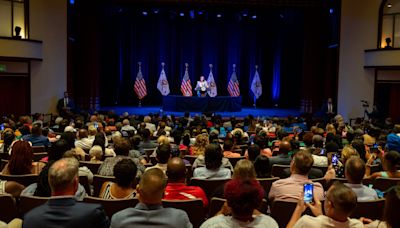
[
  {"x1": 138, "y1": 61, "x2": 142, "y2": 107},
  {"x1": 253, "y1": 65, "x2": 258, "y2": 109}
]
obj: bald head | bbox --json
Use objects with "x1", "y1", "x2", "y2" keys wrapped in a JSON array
[
  {"x1": 138, "y1": 169, "x2": 167, "y2": 204},
  {"x1": 279, "y1": 140, "x2": 292, "y2": 154},
  {"x1": 48, "y1": 158, "x2": 79, "y2": 195},
  {"x1": 166, "y1": 157, "x2": 186, "y2": 182}
]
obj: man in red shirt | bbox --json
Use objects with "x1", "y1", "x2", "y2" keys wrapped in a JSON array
[{"x1": 164, "y1": 157, "x2": 208, "y2": 207}]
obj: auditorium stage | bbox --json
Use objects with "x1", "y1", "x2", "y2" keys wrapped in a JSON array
[{"x1": 99, "y1": 106, "x2": 301, "y2": 118}]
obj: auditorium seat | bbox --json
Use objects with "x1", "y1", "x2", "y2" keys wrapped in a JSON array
[
  {"x1": 32, "y1": 146, "x2": 47, "y2": 153},
  {"x1": 33, "y1": 152, "x2": 48, "y2": 162},
  {"x1": 183, "y1": 155, "x2": 197, "y2": 165},
  {"x1": 271, "y1": 164, "x2": 291, "y2": 178},
  {"x1": 0, "y1": 174, "x2": 38, "y2": 187},
  {"x1": 270, "y1": 200, "x2": 315, "y2": 228},
  {"x1": 367, "y1": 164, "x2": 381, "y2": 174},
  {"x1": 19, "y1": 195, "x2": 49, "y2": 216},
  {"x1": 350, "y1": 199, "x2": 385, "y2": 220},
  {"x1": 257, "y1": 177, "x2": 279, "y2": 196},
  {"x1": 83, "y1": 196, "x2": 138, "y2": 218},
  {"x1": 0, "y1": 194, "x2": 18, "y2": 223},
  {"x1": 190, "y1": 178, "x2": 231, "y2": 200},
  {"x1": 162, "y1": 199, "x2": 204, "y2": 228},
  {"x1": 0, "y1": 159, "x2": 8, "y2": 170},
  {"x1": 311, "y1": 178, "x2": 327, "y2": 190},
  {"x1": 312, "y1": 166, "x2": 327, "y2": 175},
  {"x1": 144, "y1": 148, "x2": 156, "y2": 163},
  {"x1": 92, "y1": 175, "x2": 115, "y2": 197},
  {"x1": 79, "y1": 176, "x2": 91, "y2": 195},
  {"x1": 227, "y1": 156, "x2": 246, "y2": 168},
  {"x1": 373, "y1": 177, "x2": 400, "y2": 191},
  {"x1": 209, "y1": 197, "x2": 268, "y2": 218},
  {"x1": 79, "y1": 161, "x2": 102, "y2": 174}
]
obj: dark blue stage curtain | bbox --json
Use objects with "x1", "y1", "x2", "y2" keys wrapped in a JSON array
[{"x1": 162, "y1": 95, "x2": 242, "y2": 112}]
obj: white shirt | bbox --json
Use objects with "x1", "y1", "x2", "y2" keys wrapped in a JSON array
[
  {"x1": 344, "y1": 183, "x2": 378, "y2": 201},
  {"x1": 293, "y1": 215, "x2": 363, "y2": 228}
]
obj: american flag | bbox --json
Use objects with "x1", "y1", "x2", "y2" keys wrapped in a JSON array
[
  {"x1": 228, "y1": 66, "x2": 240, "y2": 97},
  {"x1": 181, "y1": 64, "x2": 192, "y2": 96},
  {"x1": 134, "y1": 63, "x2": 147, "y2": 100}
]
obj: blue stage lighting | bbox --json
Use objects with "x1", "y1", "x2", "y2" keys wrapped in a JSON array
[
  {"x1": 252, "y1": 15, "x2": 257, "y2": 19},
  {"x1": 142, "y1": 11, "x2": 148, "y2": 16},
  {"x1": 216, "y1": 14, "x2": 222, "y2": 18},
  {"x1": 180, "y1": 12, "x2": 185, "y2": 17},
  {"x1": 329, "y1": 8, "x2": 334, "y2": 14}
]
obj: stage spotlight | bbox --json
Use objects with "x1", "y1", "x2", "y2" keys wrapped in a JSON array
[
  {"x1": 387, "y1": 3, "x2": 392, "y2": 8},
  {"x1": 198, "y1": 11, "x2": 203, "y2": 15},
  {"x1": 69, "y1": 0, "x2": 74, "y2": 5},
  {"x1": 153, "y1": 9, "x2": 159, "y2": 14},
  {"x1": 242, "y1": 12, "x2": 248, "y2": 17},
  {"x1": 216, "y1": 14, "x2": 222, "y2": 18},
  {"x1": 142, "y1": 11, "x2": 148, "y2": 16},
  {"x1": 251, "y1": 15, "x2": 257, "y2": 19},
  {"x1": 329, "y1": 8, "x2": 334, "y2": 14}
]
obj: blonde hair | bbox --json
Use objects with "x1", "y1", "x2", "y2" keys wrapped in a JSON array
[
  {"x1": 341, "y1": 145, "x2": 359, "y2": 161},
  {"x1": 233, "y1": 159, "x2": 256, "y2": 179},
  {"x1": 192, "y1": 134, "x2": 209, "y2": 156},
  {"x1": 89, "y1": 145, "x2": 103, "y2": 161},
  {"x1": 326, "y1": 124, "x2": 336, "y2": 135},
  {"x1": 157, "y1": 135, "x2": 170, "y2": 145}
]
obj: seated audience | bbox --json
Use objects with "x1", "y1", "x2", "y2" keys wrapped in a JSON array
[
  {"x1": 335, "y1": 145, "x2": 359, "y2": 178},
  {"x1": 75, "y1": 129, "x2": 93, "y2": 150},
  {"x1": 98, "y1": 137, "x2": 144, "y2": 178},
  {"x1": 200, "y1": 179, "x2": 278, "y2": 228},
  {"x1": 22, "y1": 123, "x2": 50, "y2": 147},
  {"x1": 99, "y1": 159, "x2": 137, "y2": 199},
  {"x1": 23, "y1": 158, "x2": 110, "y2": 228},
  {"x1": 223, "y1": 139, "x2": 241, "y2": 158},
  {"x1": 191, "y1": 134, "x2": 209, "y2": 156},
  {"x1": 254, "y1": 155, "x2": 270, "y2": 178},
  {"x1": 138, "y1": 129, "x2": 158, "y2": 154},
  {"x1": 111, "y1": 168, "x2": 192, "y2": 228},
  {"x1": 344, "y1": 157, "x2": 378, "y2": 201},
  {"x1": 121, "y1": 119, "x2": 136, "y2": 132},
  {"x1": 0, "y1": 128, "x2": 15, "y2": 154},
  {"x1": 287, "y1": 182, "x2": 363, "y2": 228},
  {"x1": 2, "y1": 140, "x2": 45, "y2": 175},
  {"x1": 193, "y1": 144, "x2": 232, "y2": 179},
  {"x1": 89, "y1": 145, "x2": 103, "y2": 163},
  {"x1": 269, "y1": 151, "x2": 324, "y2": 202},
  {"x1": 164, "y1": 157, "x2": 208, "y2": 207},
  {"x1": 361, "y1": 185, "x2": 400, "y2": 228},
  {"x1": 246, "y1": 144, "x2": 260, "y2": 162},
  {"x1": 128, "y1": 134, "x2": 147, "y2": 164},
  {"x1": 145, "y1": 144, "x2": 171, "y2": 174},
  {"x1": 268, "y1": 140, "x2": 293, "y2": 173},
  {"x1": 63, "y1": 149, "x2": 94, "y2": 184},
  {"x1": 365, "y1": 150, "x2": 400, "y2": 179}
]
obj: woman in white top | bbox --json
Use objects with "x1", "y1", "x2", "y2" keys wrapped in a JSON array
[
  {"x1": 196, "y1": 76, "x2": 209, "y2": 97},
  {"x1": 193, "y1": 143, "x2": 231, "y2": 179}
]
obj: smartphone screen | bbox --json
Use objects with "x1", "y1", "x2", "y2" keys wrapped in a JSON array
[
  {"x1": 0, "y1": 124, "x2": 4, "y2": 131},
  {"x1": 332, "y1": 153, "x2": 339, "y2": 167},
  {"x1": 320, "y1": 149, "x2": 325, "y2": 155},
  {"x1": 303, "y1": 183, "x2": 314, "y2": 203}
]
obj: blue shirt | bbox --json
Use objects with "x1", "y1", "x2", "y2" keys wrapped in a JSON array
[{"x1": 22, "y1": 134, "x2": 50, "y2": 147}]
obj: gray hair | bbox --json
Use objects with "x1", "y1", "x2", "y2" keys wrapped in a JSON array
[{"x1": 48, "y1": 158, "x2": 79, "y2": 193}]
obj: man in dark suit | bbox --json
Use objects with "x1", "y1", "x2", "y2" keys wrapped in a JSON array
[
  {"x1": 322, "y1": 97, "x2": 336, "y2": 123},
  {"x1": 57, "y1": 91, "x2": 76, "y2": 117},
  {"x1": 23, "y1": 158, "x2": 109, "y2": 228}
]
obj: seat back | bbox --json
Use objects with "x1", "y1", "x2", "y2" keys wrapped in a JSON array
[
  {"x1": 0, "y1": 194, "x2": 18, "y2": 223},
  {"x1": 257, "y1": 177, "x2": 279, "y2": 196},
  {"x1": 190, "y1": 178, "x2": 231, "y2": 200},
  {"x1": 19, "y1": 195, "x2": 49, "y2": 216},
  {"x1": 92, "y1": 175, "x2": 115, "y2": 197},
  {"x1": 83, "y1": 196, "x2": 138, "y2": 218},
  {"x1": 183, "y1": 155, "x2": 197, "y2": 165},
  {"x1": 32, "y1": 146, "x2": 47, "y2": 153},
  {"x1": 144, "y1": 148, "x2": 156, "y2": 163},
  {"x1": 0, "y1": 159, "x2": 8, "y2": 170},
  {"x1": 33, "y1": 152, "x2": 48, "y2": 162},
  {"x1": 367, "y1": 164, "x2": 382, "y2": 174},
  {"x1": 162, "y1": 199, "x2": 204, "y2": 228},
  {"x1": 208, "y1": 197, "x2": 226, "y2": 217},
  {"x1": 373, "y1": 177, "x2": 400, "y2": 191},
  {"x1": 350, "y1": 199, "x2": 385, "y2": 220},
  {"x1": 270, "y1": 200, "x2": 314, "y2": 228},
  {"x1": 227, "y1": 156, "x2": 246, "y2": 168},
  {"x1": 312, "y1": 166, "x2": 327, "y2": 175},
  {"x1": 79, "y1": 176, "x2": 91, "y2": 195},
  {"x1": 271, "y1": 164, "x2": 290, "y2": 178},
  {"x1": 311, "y1": 178, "x2": 327, "y2": 190},
  {"x1": 79, "y1": 161, "x2": 102, "y2": 174},
  {"x1": 0, "y1": 174, "x2": 38, "y2": 187}
]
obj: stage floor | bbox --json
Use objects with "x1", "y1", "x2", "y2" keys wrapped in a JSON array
[{"x1": 99, "y1": 106, "x2": 301, "y2": 118}]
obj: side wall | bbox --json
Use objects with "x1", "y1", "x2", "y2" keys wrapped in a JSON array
[
  {"x1": 29, "y1": 0, "x2": 67, "y2": 113},
  {"x1": 338, "y1": 0, "x2": 381, "y2": 120}
]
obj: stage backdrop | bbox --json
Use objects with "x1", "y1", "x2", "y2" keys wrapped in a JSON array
[{"x1": 68, "y1": 1, "x2": 338, "y2": 110}]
